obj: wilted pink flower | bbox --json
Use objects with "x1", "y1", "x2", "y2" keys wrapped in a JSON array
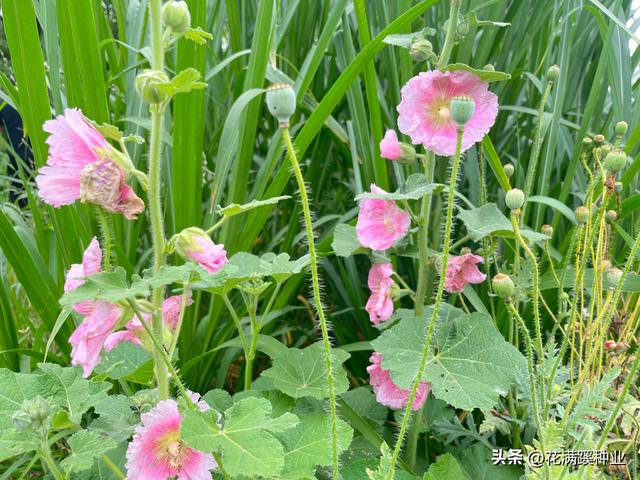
[
  {"x1": 397, "y1": 70, "x2": 498, "y2": 156},
  {"x1": 356, "y1": 184, "x2": 411, "y2": 251},
  {"x1": 64, "y1": 237, "x2": 102, "y2": 315},
  {"x1": 365, "y1": 263, "x2": 395, "y2": 324},
  {"x1": 36, "y1": 108, "x2": 144, "y2": 218},
  {"x1": 162, "y1": 292, "x2": 194, "y2": 329},
  {"x1": 187, "y1": 236, "x2": 228, "y2": 274},
  {"x1": 103, "y1": 330, "x2": 142, "y2": 352},
  {"x1": 444, "y1": 253, "x2": 487, "y2": 293},
  {"x1": 125, "y1": 399, "x2": 216, "y2": 480},
  {"x1": 367, "y1": 352, "x2": 429, "y2": 410},
  {"x1": 70, "y1": 301, "x2": 122, "y2": 377},
  {"x1": 380, "y1": 130, "x2": 403, "y2": 160}
]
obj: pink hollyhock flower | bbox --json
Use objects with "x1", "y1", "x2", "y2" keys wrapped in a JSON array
[
  {"x1": 397, "y1": 70, "x2": 498, "y2": 156},
  {"x1": 380, "y1": 130, "x2": 403, "y2": 160},
  {"x1": 444, "y1": 253, "x2": 487, "y2": 293},
  {"x1": 356, "y1": 184, "x2": 411, "y2": 251},
  {"x1": 162, "y1": 292, "x2": 194, "y2": 329},
  {"x1": 103, "y1": 330, "x2": 142, "y2": 352},
  {"x1": 367, "y1": 352, "x2": 429, "y2": 410},
  {"x1": 125, "y1": 399, "x2": 216, "y2": 480},
  {"x1": 365, "y1": 263, "x2": 395, "y2": 324},
  {"x1": 188, "y1": 236, "x2": 228, "y2": 274},
  {"x1": 36, "y1": 108, "x2": 144, "y2": 218},
  {"x1": 70, "y1": 301, "x2": 122, "y2": 377},
  {"x1": 64, "y1": 237, "x2": 102, "y2": 315},
  {"x1": 187, "y1": 391, "x2": 211, "y2": 413}
]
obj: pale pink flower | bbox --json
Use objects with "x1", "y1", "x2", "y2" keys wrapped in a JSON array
[
  {"x1": 380, "y1": 130, "x2": 403, "y2": 160},
  {"x1": 356, "y1": 184, "x2": 411, "y2": 251},
  {"x1": 36, "y1": 108, "x2": 144, "y2": 218},
  {"x1": 367, "y1": 352, "x2": 429, "y2": 411},
  {"x1": 103, "y1": 330, "x2": 142, "y2": 352},
  {"x1": 187, "y1": 236, "x2": 228, "y2": 274},
  {"x1": 162, "y1": 292, "x2": 194, "y2": 329},
  {"x1": 64, "y1": 237, "x2": 102, "y2": 315},
  {"x1": 125, "y1": 399, "x2": 216, "y2": 480},
  {"x1": 187, "y1": 391, "x2": 211, "y2": 413},
  {"x1": 70, "y1": 301, "x2": 122, "y2": 377},
  {"x1": 444, "y1": 253, "x2": 487, "y2": 293},
  {"x1": 365, "y1": 263, "x2": 395, "y2": 324},
  {"x1": 397, "y1": 70, "x2": 498, "y2": 156}
]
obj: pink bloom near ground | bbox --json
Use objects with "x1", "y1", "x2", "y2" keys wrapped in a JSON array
[
  {"x1": 444, "y1": 253, "x2": 487, "y2": 293},
  {"x1": 368, "y1": 352, "x2": 429, "y2": 411}
]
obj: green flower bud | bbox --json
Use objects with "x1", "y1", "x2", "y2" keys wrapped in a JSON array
[
  {"x1": 11, "y1": 411, "x2": 32, "y2": 430},
  {"x1": 593, "y1": 134, "x2": 605, "y2": 146},
  {"x1": 606, "y1": 210, "x2": 618, "y2": 222},
  {"x1": 456, "y1": 20, "x2": 470, "y2": 36},
  {"x1": 162, "y1": 0, "x2": 191, "y2": 34},
  {"x1": 582, "y1": 136, "x2": 593, "y2": 148},
  {"x1": 266, "y1": 83, "x2": 296, "y2": 127},
  {"x1": 20, "y1": 396, "x2": 50, "y2": 428},
  {"x1": 483, "y1": 64, "x2": 495, "y2": 71},
  {"x1": 492, "y1": 273, "x2": 515, "y2": 300},
  {"x1": 135, "y1": 69, "x2": 170, "y2": 104},
  {"x1": 395, "y1": 143, "x2": 417, "y2": 165},
  {"x1": 503, "y1": 163, "x2": 515, "y2": 178},
  {"x1": 575, "y1": 206, "x2": 589, "y2": 225},
  {"x1": 450, "y1": 96, "x2": 475, "y2": 127},
  {"x1": 600, "y1": 144, "x2": 611, "y2": 158},
  {"x1": 547, "y1": 64, "x2": 560, "y2": 82},
  {"x1": 604, "y1": 148, "x2": 627, "y2": 173},
  {"x1": 505, "y1": 188, "x2": 525, "y2": 211},
  {"x1": 552, "y1": 384, "x2": 562, "y2": 395},
  {"x1": 606, "y1": 267, "x2": 623, "y2": 289},
  {"x1": 541, "y1": 224, "x2": 553, "y2": 237},
  {"x1": 614, "y1": 181, "x2": 623, "y2": 193},
  {"x1": 171, "y1": 227, "x2": 208, "y2": 258},
  {"x1": 614, "y1": 121, "x2": 628, "y2": 137},
  {"x1": 460, "y1": 247, "x2": 472, "y2": 255},
  {"x1": 409, "y1": 39, "x2": 433, "y2": 62}
]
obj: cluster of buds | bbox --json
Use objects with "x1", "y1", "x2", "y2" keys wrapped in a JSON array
[
  {"x1": 162, "y1": 0, "x2": 191, "y2": 35},
  {"x1": 11, "y1": 396, "x2": 50, "y2": 431},
  {"x1": 135, "y1": 69, "x2": 170, "y2": 104}
]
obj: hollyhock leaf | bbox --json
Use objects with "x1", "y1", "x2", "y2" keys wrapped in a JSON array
[
  {"x1": 92, "y1": 122, "x2": 125, "y2": 143},
  {"x1": 60, "y1": 430, "x2": 117, "y2": 474},
  {"x1": 140, "y1": 263, "x2": 203, "y2": 288},
  {"x1": 37, "y1": 363, "x2": 110, "y2": 423},
  {"x1": 457, "y1": 203, "x2": 550, "y2": 243},
  {"x1": 181, "y1": 397, "x2": 298, "y2": 478},
  {"x1": 201, "y1": 389, "x2": 233, "y2": 412},
  {"x1": 93, "y1": 342, "x2": 153, "y2": 381},
  {"x1": 261, "y1": 343, "x2": 350, "y2": 400},
  {"x1": 455, "y1": 443, "x2": 523, "y2": 479},
  {"x1": 340, "y1": 387, "x2": 388, "y2": 431},
  {"x1": 276, "y1": 413, "x2": 353, "y2": 479},
  {"x1": 0, "y1": 429, "x2": 39, "y2": 462},
  {"x1": 343, "y1": 459, "x2": 418, "y2": 480},
  {"x1": 423, "y1": 453, "x2": 466, "y2": 480},
  {"x1": 70, "y1": 446, "x2": 127, "y2": 480},
  {"x1": 90, "y1": 395, "x2": 137, "y2": 443},
  {"x1": 0, "y1": 369, "x2": 43, "y2": 431},
  {"x1": 371, "y1": 305, "x2": 526, "y2": 411},
  {"x1": 355, "y1": 174, "x2": 443, "y2": 201},
  {"x1": 441, "y1": 63, "x2": 511, "y2": 82},
  {"x1": 465, "y1": 12, "x2": 511, "y2": 28},
  {"x1": 383, "y1": 28, "x2": 436, "y2": 48},
  {"x1": 60, "y1": 267, "x2": 149, "y2": 306},
  {"x1": 184, "y1": 26, "x2": 214, "y2": 45},
  {"x1": 332, "y1": 224, "x2": 367, "y2": 257},
  {"x1": 155, "y1": 67, "x2": 207, "y2": 97},
  {"x1": 217, "y1": 195, "x2": 291, "y2": 218}
]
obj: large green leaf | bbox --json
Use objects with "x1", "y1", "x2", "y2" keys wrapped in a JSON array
[
  {"x1": 371, "y1": 306, "x2": 526, "y2": 411},
  {"x1": 90, "y1": 395, "x2": 138, "y2": 443},
  {"x1": 332, "y1": 224, "x2": 367, "y2": 257},
  {"x1": 93, "y1": 342, "x2": 153, "y2": 381},
  {"x1": 0, "y1": 369, "x2": 43, "y2": 429},
  {"x1": 355, "y1": 174, "x2": 441, "y2": 201},
  {"x1": 423, "y1": 453, "x2": 467, "y2": 480},
  {"x1": 261, "y1": 343, "x2": 350, "y2": 400},
  {"x1": 457, "y1": 203, "x2": 549, "y2": 243},
  {"x1": 60, "y1": 268, "x2": 149, "y2": 306},
  {"x1": 181, "y1": 397, "x2": 299, "y2": 478},
  {"x1": 441, "y1": 63, "x2": 511, "y2": 82},
  {"x1": 60, "y1": 430, "x2": 117, "y2": 474}
]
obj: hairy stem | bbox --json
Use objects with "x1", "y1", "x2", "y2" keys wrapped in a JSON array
[
  {"x1": 97, "y1": 209, "x2": 112, "y2": 271},
  {"x1": 39, "y1": 441, "x2": 65, "y2": 480},
  {"x1": 282, "y1": 127, "x2": 340, "y2": 478}
]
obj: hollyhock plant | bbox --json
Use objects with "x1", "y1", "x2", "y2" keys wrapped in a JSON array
[
  {"x1": 173, "y1": 227, "x2": 228, "y2": 273},
  {"x1": 356, "y1": 184, "x2": 411, "y2": 250},
  {"x1": 397, "y1": 70, "x2": 498, "y2": 156},
  {"x1": 36, "y1": 108, "x2": 144, "y2": 219},
  {"x1": 444, "y1": 253, "x2": 487, "y2": 293},
  {"x1": 365, "y1": 263, "x2": 395, "y2": 324},
  {"x1": 125, "y1": 399, "x2": 216, "y2": 480},
  {"x1": 379, "y1": 130, "x2": 403, "y2": 160},
  {"x1": 64, "y1": 237, "x2": 102, "y2": 315},
  {"x1": 367, "y1": 352, "x2": 429, "y2": 411}
]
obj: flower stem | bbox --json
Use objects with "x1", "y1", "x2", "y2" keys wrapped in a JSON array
[
  {"x1": 386, "y1": 127, "x2": 464, "y2": 480},
  {"x1": 97, "y1": 209, "x2": 113, "y2": 271},
  {"x1": 168, "y1": 287, "x2": 190, "y2": 360},
  {"x1": 39, "y1": 441, "x2": 65, "y2": 480},
  {"x1": 281, "y1": 127, "x2": 340, "y2": 479},
  {"x1": 148, "y1": 0, "x2": 169, "y2": 400}
]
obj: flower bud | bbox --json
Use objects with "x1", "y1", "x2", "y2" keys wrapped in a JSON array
[
  {"x1": 541, "y1": 224, "x2": 553, "y2": 237},
  {"x1": 614, "y1": 181, "x2": 623, "y2": 193},
  {"x1": 135, "y1": 69, "x2": 170, "y2": 104},
  {"x1": 600, "y1": 144, "x2": 611, "y2": 158},
  {"x1": 505, "y1": 188, "x2": 525, "y2": 211},
  {"x1": 606, "y1": 267, "x2": 623, "y2": 289},
  {"x1": 396, "y1": 143, "x2": 417, "y2": 165},
  {"x1": 593, "y1": 134, "x2": 605, "y2": 146},
  {"x1": 483, "y1": 64, "x2": 495, "y2": 71},
  {"x1": 604, "y1": 340, "x2": 616, "y2": 350},
  {"x1": 11, "y1": 411, "x2": 32, "y2": 430},
  {"x1": 604, "y1": 149, "x2": 627, "y2": 173},
  {"x1": 409, "y1": 39, "x2": 432, "y2": 62},
  {"x1": 614, "y1": 121, "x2": 628, "y2": 137},
  {"x1": 492, "y1": 273, "x2": 515, "y2": 300},
  {"x1": 162, "y1": 0, "x2": 191, "y2": 34},
  {"x1": 503, "y1": 163, "x2": 515, "y2": 178},
  {"x1": 450, "y1": 96, "x2": 475, "y2": 127},
  {"x1": 171, "y1": 227, "x2": 208, "y2": 258},
  {"x1": 19, "y1": 396, "x2": 50, "y2": 428},
  {"x1": 582, "y1": 137, "x2": 593, "y2": 148},
  {"x1": 552, "y1": 384, "x2": 562, "y2": 395},
  {"x1": 575, "y1": 206, "x2": 589, "y2": 225},
  {"x1": 456, "y1": 20, "x2": 470, "y2": 36},
  {"x1": 601, "y1": 260, "x2": 612, "y2": 271},
  {"x1": 460, "y1": 247, "x2": 472, "y2": 255},
  {"x1": 547, "y1": 64, "x2": 560, "y2": 82},
  {"x1": 606, "y1": 210, "x2": 618, "y2": 222},
  {"x1": 266, "y1": 83, "x2": 296, "y2": 127}
]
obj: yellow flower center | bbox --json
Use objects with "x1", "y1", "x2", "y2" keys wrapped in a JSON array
[{"x1": 156, "y1": 430, "x2": 188, "y2": 471}]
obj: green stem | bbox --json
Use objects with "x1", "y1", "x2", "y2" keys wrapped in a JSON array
[
  {"x1": 97, "y1": 209, "x2": 112, "y2": 270},
  {"x1": 387, "y1": 127, "x2": 464, "y2": 480},
  {"x1": 282, "y1": 127, "x2": 340, "y2": 479},
  {"x1": 100, "y1": 454, "x2": 125, "y2": 480},
  {"x1": 244, "y1": 293, "x2": 259, "y2": 390},
  {"x1": 168, "y1": 288, "x2": 190, "y2": 360},
  {"x1": 148, "y1": 0, "x2": 169, "y2": 400},
  {"x1": 222, "y1": 294, "x2": 248, "y2": 354},
  {"x1": 39, "y1": 441, "x2": 65, "y2": 480}
]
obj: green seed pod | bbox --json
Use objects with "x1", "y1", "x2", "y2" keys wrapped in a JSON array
[
  {"x1": 547, "y1": 64, "x2": 560, "y2": 82},
  {"x1": 604, "y1": 149, "x2": 627, "y2": 173},
  {"x1": 456, "y1": 19, "x2": 470, "y2": 36},
  {"x1": 541, "y1": 224, "x2": 553, "y2": 237},
  {"x1": 606, "y1": 267, "x2": 623, "y2": 289},
  {"x1": 266, "y1": 83, "x2": 296, "y2": 127},
  {"x1": 600, "y1": 144, "x2": 611, "y2": 158},
  {"x1": 575, "y1": 206, "x2": 589, "y2": 225},
  {"x1": 135, "y1": 69, "x2": 170, "y2": 104},
  {"x1": 162, "y1": 0, "x2": 191, "y2": 34},
  {"x1": 503, "y1": 163, "x2": 515, "y2": 178},
  {"x1": 582, "y1": 136, "x2": 593, "y2": 148},
  {"x1": 593, "y1": 134, "x2": 605, "y2": 146},
  {"x1": 505, "y1": 188, "x2": 525, "y2": 211},
  {"x1": 492, "y1": 273, "x2": 515, "y2": 300},
  {"x1": 409, "y1": 39, "x2": 433, "y2": 62},
  {"x1": 614, "y1": 181, "x2": 623, "y2": 193},
  {"x1": 450, "y1": 96, "x2": 475, "y2": 127},
  {"x1": 606, "y1": 210, "x2": 618, "y2": 222},
  {"x1": 614, "y1": 121, "x2": 628, "y2": 137}
]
